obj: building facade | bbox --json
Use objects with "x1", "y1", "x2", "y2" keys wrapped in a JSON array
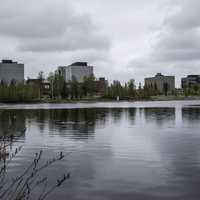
[
  {"x1": 58, "y1": 62, "x2": 94, "y2": 83},
  {"x1": 0, "y1": 59, "x2": 24, "y2": 85},
  {"x1": 95, "y1": 77, "x2": 108, "y2": 95},
  {"x1": 145, "y1": 73, "x2": 175, "y2": 94},
  {"x1": 181, "y1": 75, "x2": 200, "y2": 89},
  {"x1": 26, "y1": 79, "x2": 51, "y2": 96}
]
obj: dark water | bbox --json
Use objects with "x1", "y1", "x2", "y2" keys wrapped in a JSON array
[{"x1": 1, "y1": 101, "x2": 200, "y2": 200}]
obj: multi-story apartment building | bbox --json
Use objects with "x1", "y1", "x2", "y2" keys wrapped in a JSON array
[
  {"x1": 181, "y1": 75, "x2": 200, "y2": 89},
  {"x1": 0, "y1": 59, "x2": 24, "y2": 85},
  {"x1": 145, "y1": 73, "x2": 175, "y2": 94},
  {"x1": 58, "y1": 62, "x2": 94, "y2": 83}
]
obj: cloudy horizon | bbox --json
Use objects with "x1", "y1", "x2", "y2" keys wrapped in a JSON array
[{"x1": 0, "y1": 0, "x2": 199, "y2": 87}]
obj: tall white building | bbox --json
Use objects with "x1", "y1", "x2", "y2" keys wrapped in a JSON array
[
  {"x1": 0, "y1": 60, "x2": 24, "y2": 85},
  {"x1": 58, "y1": 62, "x2": 94, "y2": 83}
]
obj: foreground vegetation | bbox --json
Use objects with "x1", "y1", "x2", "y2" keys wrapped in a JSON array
[{"x1": 0, "y1": 132, "x2": 68, "y2": 200}]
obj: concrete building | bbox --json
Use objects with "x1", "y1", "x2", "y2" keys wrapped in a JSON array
[
  {"x1": 145, "y1": 73, "x2": 175, "y2": 94},
  {"x1": 58, "y1": 62, "x2": 94, "y2": 83},
  {"x1": 0, "y1": 59, "x2": 24, "y2": 85},
  {"x1": 181, "y1": 75, "x2": 200, "y2": 89}
]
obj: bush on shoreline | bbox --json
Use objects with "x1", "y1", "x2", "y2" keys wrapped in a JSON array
[{"x1": 0, "y1": 84, "x2": 40, "y2": 102}]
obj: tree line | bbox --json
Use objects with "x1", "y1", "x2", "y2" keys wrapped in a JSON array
[
  {"x1": 1, "y1": 70, "x2": 200, "y2": 102},
  {"x1": 0, "y1": 83, "x2": 40, "y2": 102}
]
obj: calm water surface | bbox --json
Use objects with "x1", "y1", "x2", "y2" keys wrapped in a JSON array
[{"x1": 1, "y1": 101, "x2": 200, "y2": 200}]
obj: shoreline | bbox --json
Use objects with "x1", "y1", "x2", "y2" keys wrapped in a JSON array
[{"x1": 1, "y1": 96, "x2": 200, "y2": 104}]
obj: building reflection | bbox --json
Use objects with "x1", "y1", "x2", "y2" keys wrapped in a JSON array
[
  {"x1": 48, "y1": 109, "x2": 109, "y2": 139},
  {"x1": 182, "y1": 107, "x2": 200, "y2": 123},
  {"x1": 16, "y1": 108, "x2": 110, "y2": 140},
  {"x1": 110, "y1": 108, "x2": 123, "y2": 123},
  {"x1": 143, "y1": 108, "x2": 175, "y2": 125}
]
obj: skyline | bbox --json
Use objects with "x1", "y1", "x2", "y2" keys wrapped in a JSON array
[
  {"x1": 1, "y1": 58, "x2": 198, "y2": 90},
  {"x1": 0, "y1": 0, "x2": 200, "y2": 86}
]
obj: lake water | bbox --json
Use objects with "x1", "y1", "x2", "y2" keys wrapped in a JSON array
[{"x1": 1, "y1": 101, "x2": 200, "y2": 200}]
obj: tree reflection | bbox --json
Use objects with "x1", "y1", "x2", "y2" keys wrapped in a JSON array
[
  {"x1": 143, "y1": 108, "x2": 175, "y2": 125},
  {"x1": 0, "y1": 110, "x2": 26, "y2": 138},
  {"x1": 127, "y1": 108, "x2": 137, "y2": 125},
  {"x1": 49, "y1": 108, "x2": 109, "y2": 139},
  {"x1": 0, "y1": 110, "x2": 26, "y2": 166},
  {"x1": 110, "y1": 108, "x2": 123, "y2": 123},
  {"x1": 1, "y1": 109, "x2": 110, "y2": 140}
]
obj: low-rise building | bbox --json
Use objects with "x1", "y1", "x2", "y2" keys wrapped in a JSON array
[
  {"x1": 58, "y1": 62, "x2": 94, "y2": 83},
  {"x1": 145, "y1": 73, "x2": 175, "y2": 95},
  {"x1": 95, "y1": 77, "x2": 108, "y2": 95},
  {"x1": 0, "y1": 59, "x2": 24, "y2": 85},
  {"x1": 26, "y1": 79, "x2": 51, "y2": 96},
  {"x1": 181, "y1": 75, "x2": 200, "y2": 89}
]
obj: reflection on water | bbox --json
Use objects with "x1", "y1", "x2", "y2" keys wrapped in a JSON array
[
  {"x1": 110, "y1": 108, "x2": 124, "y2": 123},
  {"x1": 1, "y1": 104, "x2": 200, "y2": 199},
  {"x1": 182, "y1": 107, "x2": 200, "y2": 123},
  {"x1": 143, "y1": 108, "x2": 175, "y2": 125},
  {"x1": 0, "y1": 110, "x2": 26, "y2": 137}
]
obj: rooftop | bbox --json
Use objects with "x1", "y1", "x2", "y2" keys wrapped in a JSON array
[
  {"x1": 155, "y1": 73, "x2": 164, "y2": 77},
  {"x1": 187, "y1": 75, "x2": 200, "y2": 78},
  {"x1": 2, "y1": 59, "x2": 15, "y2": 64},
  {"x1": 1, "y1": 59, "x2": 19, "y2": 64},
  {"x1": 70, "y1": 62, "x2": 88, "y2": 66}
]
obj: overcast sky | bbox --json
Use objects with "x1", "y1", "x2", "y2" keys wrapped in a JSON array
[{"x1": 0, "y1": 0, "x2": 199, "y2": 86}]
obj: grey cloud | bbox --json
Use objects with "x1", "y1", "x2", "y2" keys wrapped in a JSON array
[
  {"x1": 155, "y1": 49, "x2": 200, "y2": 62},
  {"x1": 19, "y1": 31, "x2": 110, "y2": 52},
  {"x1": 154, "y1": 0, "x2": 200, "y2": 62},
  {"x1": 164, "y1": 0, "x2": 200, "y2": 31},
  {"x1": 0, "y1": 1, "x2": 69, "y2": 38},
  {"x1": 0, "y1": 0, "x2": 111, "y2": 52},
  {"x1": 157, "y1": 31, "x2": 200, "y2": 50}
]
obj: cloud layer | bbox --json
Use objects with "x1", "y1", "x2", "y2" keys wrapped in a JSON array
[
  {"x1": 0, "y1": 0, "x2": 110, "y2": 52},
  {"x1": 155, "y1": 0, "x2": 200, "y2": 62},
  {"x1": 0, "y1": 0, "x2": 200, "y2": 86}
]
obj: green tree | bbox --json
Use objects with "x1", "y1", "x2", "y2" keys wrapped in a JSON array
[
  {"x1": 82, "y1": 75, "x2": 96, "y2": 97},
  {"x1": 127, "y1": 79, "x2": 136, "y2": 98},
  {"x1": 70, "y1": 76, "x2": 79, "y2": 99},
  {"x1": 0, "y1": 84, "x2": 40, "y2": 102},
  {"x1": 47, "y1": 71, "x2": 65, "y2": 99},
  {"x1": 38, "y1": 71, "x2": 45, "y2": 83}
]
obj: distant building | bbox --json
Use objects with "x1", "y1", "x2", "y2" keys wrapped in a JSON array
[
  {"x1": 58, "y1": 62, "x2": 94, "y2": 83},
  {"x1": 181, "y1": 75, "x2": 200, "y2": 89},
  {"x1": 95, "y1": 77, "x2": 108, "y2": 95},
  {"x1": 26, "y1": 78, "x2": 51, "y2": 96},
  {"x1": 145, "y1": 73, "x2": 175, "y2": 94},
  {"x1": 0, "y1": 59, "x2": 24, "y2": 85}
]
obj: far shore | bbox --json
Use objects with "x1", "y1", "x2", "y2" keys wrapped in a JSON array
[{"x1": 1, "y1": 95, "x2": 200, "y2": 104}]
